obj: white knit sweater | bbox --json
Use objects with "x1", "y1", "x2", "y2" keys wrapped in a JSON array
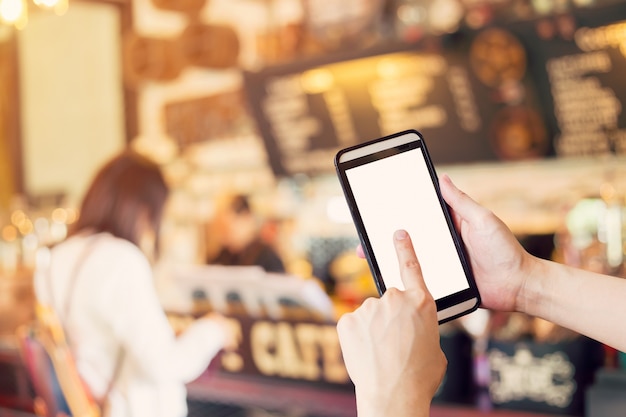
[{"x1": 34, "y1": 232, "x2": 225, "y2": 417}]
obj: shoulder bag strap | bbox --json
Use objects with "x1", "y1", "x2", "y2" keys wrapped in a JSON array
[{"x1": 45, "y1": 234, "x2": 125, "y2": 407}]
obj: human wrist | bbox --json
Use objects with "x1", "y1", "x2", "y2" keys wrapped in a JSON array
[
  {"x1": 515, "y1": 255, "x2": 547, "y2": 316},
  {"x1": 355, "y1": 388, "x2": 431, "y2": 417}
]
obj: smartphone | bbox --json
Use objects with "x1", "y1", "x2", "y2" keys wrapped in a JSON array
[{"x1": 334, "y1": 129, "x2": 480, "y2": 324}]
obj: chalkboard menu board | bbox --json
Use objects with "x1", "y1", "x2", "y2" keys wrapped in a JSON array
[
  {"x1": 507, "y1": 2, "x2": 626, "y2": 158},
  {"x1": 244, "y1": 45, "x2": 502, "y2": 176},
  {"x1": 243, "y1": 2, "x2": 626, "y2": 177}
]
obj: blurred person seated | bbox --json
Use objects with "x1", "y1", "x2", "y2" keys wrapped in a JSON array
[
  {"x1": 33, "y1": 149, "x2": 234, "y2": 417},
  {"x1": 205, "y1": 193, "x2": 286, "y2": 274}
]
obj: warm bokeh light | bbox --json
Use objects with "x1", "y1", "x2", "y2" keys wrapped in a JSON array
[
  {"x1": 1, "y1": 225, "x2": 18, "y2": 242},
  {"x1": 33, "y1": 0, "x2": 68, "y2": 15},
  {"x1": 17, "y1": 218, "x2": 33, "y2": 236},
  {"x1": 51, "y1": 207, "x2": 68, "y2": 224},
  {"x1": 0, "y1": 0, "x2": 27, "y2": 28},
  {"x1": 65, "y1": 208, "x2": 79, "y2": 224},
  {"x1": 377, "y1": 57, "x2": 403, "y2": 79},
  {"x1": 397, "y1": 4, "x2": 424, "y2": 26},
  {"x1": 0, "y1": 0, "x2": 24, "y2": 22},
  {"x1": 33, "y1": 0, "x2": 59, "y2": 7},
  {"x1": 1, "y1": 0, "x2": 67, "y2": 29},
  {"x1": 300, "y1": 69, "x2": 334, "y2": 94},
  {"x1": 10, "y1": 210, "x2": 27, "y2": 228}
]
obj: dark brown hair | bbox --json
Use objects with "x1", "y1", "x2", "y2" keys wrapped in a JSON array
[
  {"x1": 229, "y1": 194, "x2": 251, "y2": 215},
  {"x1": 70, "y1": 149, "x2": 169, "y2": 250}
]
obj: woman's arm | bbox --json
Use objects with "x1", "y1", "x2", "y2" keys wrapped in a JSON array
[
  {"x1": 440, "y1": 173, "x2": 626, "y2": 351},
  {"x1": 522, "y1": 257, "x2": 626, "y2": 350}
]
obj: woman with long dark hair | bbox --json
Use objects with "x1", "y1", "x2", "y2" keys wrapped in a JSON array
[{"x1": 34, "y1": 150, "x2": 232, "y2": 417}]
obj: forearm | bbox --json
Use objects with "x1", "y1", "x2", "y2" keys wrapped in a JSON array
[{"x1": 519, "y1": 257, "x2": 626, "y2": 351}]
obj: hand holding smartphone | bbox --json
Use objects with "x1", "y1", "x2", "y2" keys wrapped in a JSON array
[{"x1": 334, "y1": 129, "x2": 480, "y2": 324}]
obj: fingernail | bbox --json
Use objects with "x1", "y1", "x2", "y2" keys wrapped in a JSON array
[
  {"x1": 394, "y1": 229, "x2": 408, "y2": 240},
  {"x1": 442, "y1": 173, "x2": 456, "y2": 188}
]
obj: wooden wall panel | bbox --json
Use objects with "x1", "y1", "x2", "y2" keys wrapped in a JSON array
[{"x1": 0, "y1": 34, "x2": 23, "y2": 209}]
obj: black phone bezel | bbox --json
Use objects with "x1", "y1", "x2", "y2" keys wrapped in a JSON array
[{"x1": 334, "y1": 129, "x2": 481, "y2": 323}]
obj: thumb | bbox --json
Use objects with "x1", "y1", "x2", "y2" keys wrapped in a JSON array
[{"x1": 439, "y1": 174, "x2": 487, "y2": 226}]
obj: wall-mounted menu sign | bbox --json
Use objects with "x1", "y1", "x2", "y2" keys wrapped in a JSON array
[
  {"x1": 243, "y1": 3, "x2": 626, "y2": 178},
  {"x1": 548, "y1": 48, "x2": 626, "y2": 155},
  {"x1": 243, "y1": 43, "x2": 518, "y2": 177},
  {"x1": 512, "y1": 2, "x2": 626, "y2": 158}
]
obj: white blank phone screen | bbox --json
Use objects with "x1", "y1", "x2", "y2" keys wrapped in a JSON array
[{"x1": 345, "y1": 147, "x2": 469, "y2": 300}]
